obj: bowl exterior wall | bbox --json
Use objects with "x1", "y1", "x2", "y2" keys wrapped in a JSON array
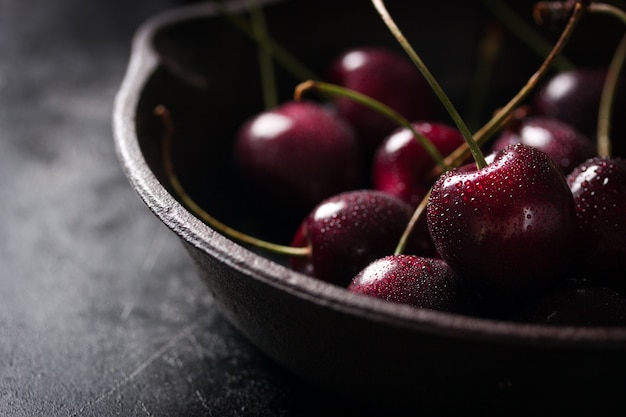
[{"x1": 184, "y1": 240, "x2": 626, "y2": 413}]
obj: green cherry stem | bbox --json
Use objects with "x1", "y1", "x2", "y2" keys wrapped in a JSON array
[
  {"x1": 247, "y1": 0, "x2": 278, "y2": 109},
  {"x1": 371, "y1": 0, "x2": 487, "y2": 170},
  {"x1": 472, "y1": 1, "x2": 586, "y2": 147},
  {"x1": 155, "y1": 105, "x2": 310, "y2": 258},
  {"x1": 589, "y1": 2, "x2": 626, "y2": 25},
  {"x1": 598, "y1": 32, "x2": 626, "y2": 157},
  {"x1": 395, "y1": 188, "x2": 431, "y2": 256},
  {"x1": 431, "y1": 0, "x2": 588, "y2": 177},
  {"x1": 294, "y1": 80, "x2": 449, "y2": 170},
  {"x1": 218, "y1": 3, "x2": 320, "y2": 82},
  {"x1": 592, "y1": 3, "x2": 626, "y2": 157}
]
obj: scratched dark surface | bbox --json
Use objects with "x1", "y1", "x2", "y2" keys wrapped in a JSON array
[{"x1": 0, "y1": 1, "x2": 397, "y2": 416}]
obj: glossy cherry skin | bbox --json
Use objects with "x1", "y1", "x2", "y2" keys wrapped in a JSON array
[
  {"x1": 533, "y1": 67, "x2": 626, "y2": 157},
  {"x1": 348, "y1": 255, "x2": 469, "y2": 313},
  {"x1": 515, "y1": 279, "x2": 626, "y2": 327},
  {"x1": 290, "y1": 190, "x2": 427, "y2": 287},
  {"x1": 326, "y1": 47, "x2": 436, "y2": 156},
  {"x1": 490, "y1": 116, "x2": 596, "y2": 175},
  {"x1": 234, "y1": 100, "x2": 361, "y2": 211},
  {"x1": 426, "y1": 143, "x2": 576, "y2": 300},
  {"x1": 373, "y1": 121, "x2": 465, "y2": 208},
  {"x1": 566, "y1": 157, "x2": 626, "y2": 291}
]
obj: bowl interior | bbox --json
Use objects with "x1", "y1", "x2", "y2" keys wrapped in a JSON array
[
  {"x1": 127, "y1": 0, "x2": 626, "y2": 332},
  {"x1": 115, "y1": 0, "x2": 626, "y2": 410}
]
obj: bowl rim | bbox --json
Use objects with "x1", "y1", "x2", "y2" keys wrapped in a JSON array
[{"x1": 113, "y1": 0, "x2": 626, "y2": 349}]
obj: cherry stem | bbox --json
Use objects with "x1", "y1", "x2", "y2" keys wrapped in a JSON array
[
  {"x1": 371, "y1": 0, "x2": 487, "y2": 170},
  {"x1": 294, "y1": 80, "x2": 449, "y2": 170},
  {"x1": 480, "y1": 0, "x2": 575, "y2": 72},
  {"x1": 430, "y1": 0, "x2": 588, "y2": 177},
  {"x1": 154, "y1": 104, "x2": 310, "y2": 258},
  {"x1": 589, "y1": 2, "x2": 626, "y2": 25},
  {"x1": 591, "y1": 3, "x2": 626, "y2": 157},
  {"x1": 598, "y1": 32, "x2": 626, "y2": 157},
  {"x1": 247, "y1": 0, "x2": 278, "y2": 109},
  {"x1": 394, "y1": 188, "x2": 431, "y2": 256},
  {"x1": 217, "y1": 3, "x2": 320, "y2": 82}
]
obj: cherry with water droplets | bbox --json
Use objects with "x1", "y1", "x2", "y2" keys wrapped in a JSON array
[
  {"x1": 290, "y1": 189, "x2": 427, "y2": 287},
  {"x1": 426, "y1": 143, "x2": 576, "y2": 303},
  {"x1": 566, "y1": 156, "x2": 626, "y2": 292},
  {"x1": 348, "y1": 254, "x2": 472, "y2": 313},
  {"x1": 490, "y1": 116, "x2": 596, "y2": 175}
]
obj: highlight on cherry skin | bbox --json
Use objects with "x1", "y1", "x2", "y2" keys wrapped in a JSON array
[
  {"x1": 426, "y1": 144, "x2": 578, "y2": 310},
  {"x1": 289, "y1": 189, "x2": 433, "y2": 288},
  {"x1": 490, "y1": 115, "x2": 596, "y2": 175},
  {"x1": 566, "y1": 156, "x2": 626, "y2": 292},
  {"x1": 325, "y1": 46, "x2": 437, "y2": 157},
  {"x1": 347, "y1": 254, "x2": 473, "y2": 314},
  {"x1": 373, "y1": 121, "x2": 465, "y2": 208},
  {"x1": 533, "y1": 66, "x2": 626, "y2": 157},
  {"x1": 234, "y1": 100, "x2": 362, "y2": 212}
]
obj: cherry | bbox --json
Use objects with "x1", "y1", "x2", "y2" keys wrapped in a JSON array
[
  {"x1": 426, "y1": 143, "x2": 576, "y2": 301},
  {"x1": 566, "y1": 156, "x2": 626, "y2": 291},
  {"x1": 515, "y1": 279, "x2": 626, "y2": 327},
  {"x1": 489, "y1": 116, "x2": 596, "y2": 174},
  {"x1": 325, "y1": 46, "x2": 436, "y2": 156},
  {"x1": 533, "y1": 67, "x2": 626, "y2": 156},
  {"x1": 347, "y1": 254, "x2": 470, "y2": 313},
  {"x1": 234, "y1": 100, "x2": 362, "y2": 212},
  {"x1": 289, "y1": 189, "x2": 428, "y2": 287},
  {"x1": 372, "y1": 121, "x2": 465, "y2": 208}
]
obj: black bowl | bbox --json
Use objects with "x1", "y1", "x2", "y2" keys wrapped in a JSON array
[{"x1": 113, "y1": 0, "x2": 626, "y2": 413}]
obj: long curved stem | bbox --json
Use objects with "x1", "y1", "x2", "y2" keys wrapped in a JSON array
[
  {"x1": 598, "y1": 32, "x2": 626, "y2": 157},
  {"x1": 248, "y1": 0, "x2": 278, "y2": 109},
  {"x1": 589, "y1": 2, "x2": 626, "y2": 24},
  {"x1": 218, "y1": 4, "x2": 320, "y2": 82},
  {"x1": 155, "y1": 105, "x2": 309, "y2": 257},
  {"x1": 295, "y1": 80, "x2": 449, "y2": 170},
  {"x1": 431, "y1": 0, "x2": 588, "y2": 177},
  {"x1": 591, "y1": 2, "x2": 626, "y2": 157},
  {"x1": 371, "y1": 0, "x2": 487, "y2": 169}
]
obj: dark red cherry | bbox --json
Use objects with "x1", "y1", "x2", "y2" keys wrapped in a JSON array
[
  {"x1": 490, "y1": 116, "x2": 596, "y2": 175},
  {"x1": 290, "y1": 190, "x2": 427, "y2": 287},
  {"x1": 234, "y1": 100, "x2": 361, "y2": 211},
  {"x1": 426, "y1": 143, "x2": 576, "y2": 300},
  {"x1": 566, "y1": 156, "x2": 626, "y2": 291},
  {"x1": 326, "y1": 47, "x2": 436, "y2": 156},
  {"x1": 348, "y1": 255, "x2": 469, "y2": 313},
  {"x1": 373, "y1": 121, "x2": 465, "y2": 208},
  {"x1": 516, "y1": 279, "x2": 626, "y2": 327},
  {"x1": 533, "y1": 67, "x2": 626, "y2": 156}
]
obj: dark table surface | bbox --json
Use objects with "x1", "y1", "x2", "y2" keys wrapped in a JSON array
[{"x1": 0, "y1": 1, "x2": 398, "y2": 415}]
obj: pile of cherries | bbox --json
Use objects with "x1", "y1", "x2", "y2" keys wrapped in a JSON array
[{"x1": 184, "y1": 1, "x2": 626, "y2": 326}]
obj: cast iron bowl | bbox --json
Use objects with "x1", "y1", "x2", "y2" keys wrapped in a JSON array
[{"x1": 114, "y1": 0, "x2": 626, "y2": 413}]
